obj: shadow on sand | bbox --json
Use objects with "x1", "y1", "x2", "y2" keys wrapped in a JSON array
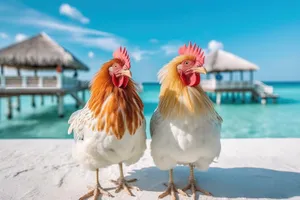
[{"x1": 126, "y1": 166, "x2": 300, "y2": 199}]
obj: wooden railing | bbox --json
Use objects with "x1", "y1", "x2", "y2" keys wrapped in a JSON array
[
  {"x1": 0, "y1": 76, "x2": 57, "y2": 88},
  {"x1": 201, "y1": 79, "x2": 255, "y2": 90},
  {"x1": 0, "y1": 74, "x2": 83, "y2": 89},
  {"x1": 200, "y1": 79, "x2": 275, "y2": 96}
]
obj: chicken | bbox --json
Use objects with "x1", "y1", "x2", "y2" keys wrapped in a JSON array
[
  {"x1": 68, "y1": 47, "x2": 146, "y2": 200},
  {"x1": 150, "y1": 42, "x2": 222, "y2": 200}
]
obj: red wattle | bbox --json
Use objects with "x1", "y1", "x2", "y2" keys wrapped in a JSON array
[
  {"x1": 120, "y1": 76, "x2": 129, "y2": 88},
  {"x1": 112, "y1": 75, "x2": 129, "y2": 88},
  {"x1": 180, "y1": 72, "x2": 200, "y2": 87}
]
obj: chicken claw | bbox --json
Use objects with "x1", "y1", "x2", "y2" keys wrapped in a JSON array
[
  {"x1": 111, "y1": 162, "x2": 140, "y2": 196},
  {"x1": 158, "y1": 169, "x2": 187, "y2": 200},
  {"x1": 159, "y1": 182, "x2": 187, "y2": 200},
  {"x1": 181, "y1": 164, "x2": 212, "y2": 200},
  {"x1": 110, "y1": 178, "x2": 140, "y2": 196},
  {"x1": 79, "y1": 184, "x2": 113, "y2": 200},
  {"x1": 182, "y1": 180, "x2": 212, "y2": 200}
]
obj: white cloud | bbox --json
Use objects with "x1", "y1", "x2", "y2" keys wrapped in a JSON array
[
  {"x1": 0, "y1": 2, "x2": 156, "y2": 59},
  {"x1": 208, "y1": 40, "x2": 224, "y2": 51},
  {"x1": 59, "y1": 4, "x2": 89, "y2": 24},
  {"x1": 149, "y1": 38, "x2": 159, "y2": 44},
  {"x1": 19, "y1": 16, "x2": 124, "y2": 52},
  {"x1": 131, "y1": 49, "x2": 145, "y2": 62},
  {"x1": 15, "y1": 33, "x2": 27, "y2": 42},
  {"x1": 19, "y1": 19, "x2": 111, "y2": 37},
  {"x1": 161, "y1": 43, "x2": 181, "y2": 55},
  {"x1": 0, "y1": 2, "x2": 126, "y2": 52},
  {"x1": 88, "y1": 51, "x2": 94, "y2": 58},
  {"x1": 0, "y1": 2, "x2": 112, "y2": 37},
  {"x1": 73, "y1": 36, "x2": 123, "y2": 52},
  {"x1": 0, "y1": 32, "x2": 8, "y2": 39},
  {"x1": 131, "y1": 48, "x2": 156, "y2": 62}
]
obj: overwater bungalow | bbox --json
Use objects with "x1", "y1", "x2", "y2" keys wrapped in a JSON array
[
  {"x1": 0, "y1": 32, "x2": 89, "y2": 119},
  {"x1": 202, "y1": 49, "x2": 278, "y2": 105}
]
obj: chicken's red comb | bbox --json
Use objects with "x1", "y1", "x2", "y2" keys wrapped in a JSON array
[
  {"x1": 113, "y1": 47, "x2": 131, "y2": 69},
  {"x1": 178, "y1": 42, "x2": 205, "y2": 66}
]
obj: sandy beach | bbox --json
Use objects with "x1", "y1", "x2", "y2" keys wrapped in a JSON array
[{"x1": 1, "y1": 139, "x2": 300, "y2": 200}]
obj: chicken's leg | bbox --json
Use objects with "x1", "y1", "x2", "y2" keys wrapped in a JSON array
[
  {"x1": 158, "y1": 169, "x2": 187, "y2": 200},
  {"x1": 79, "y1": 169, "x2": 113, "y2": 200},
  {"x1": 181, "y1": 164, "x2": 212, "y2": 200},
  {"x1": 110, "y1": 162, "x2": 140, "y2": 196}
]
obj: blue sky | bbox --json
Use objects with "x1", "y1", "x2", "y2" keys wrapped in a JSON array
[{"x1": 0, "y1": 0, "x2": 300, "y2": 82}]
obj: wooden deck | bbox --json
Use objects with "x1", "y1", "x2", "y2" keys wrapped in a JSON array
[
  {"x1": 200, "y1": 79, "x2": 278, "y2": 104},
  {"x1": 0, "y1": 85, "x2": 88, "y2": 97},
  {"x1": 0, "y1": 85, "x2": 89, "y2": 97},
  {"x1": 0, "y1": 74, "x2": 89, "y2": 118},
  {"x1": 0, "y1": 76, "x2": 88, "y2": 94}
]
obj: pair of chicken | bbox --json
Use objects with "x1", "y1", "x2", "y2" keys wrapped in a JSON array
[{"x1": 68, "y1": 42, "x2": 222, "y2": 200}]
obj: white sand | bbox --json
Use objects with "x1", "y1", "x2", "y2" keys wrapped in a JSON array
[{"x1": 1, "y1": 139, "x2": 300, "y2": 200}]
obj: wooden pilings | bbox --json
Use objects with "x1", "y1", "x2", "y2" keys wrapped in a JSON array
[
  {"x1": 58, "y1": 95, "x2": 64, "y2": 118},
  {"x1": 4, "y1": 93, "x2": 87, "y2": 119},
  {"x1": 251, "y1": 92, "x2": 255, "y2": 102},
  {"x1": 7, "y1": 97, "x2": 12, "y2": 119},
  {"x1": 241, "y1": 92, "x2": 246, "y2": 103},
  {"x1": 211, "y1": 91, "x2": 251, "y2": 104},
  {"x1": 216, "y1": 92, "x2": 222, "y2": 105},
  {"x1": 41, "y1": 95, "x2": 44, "y2": 106},
  {"x1": 232, "y1": 92, "x2": 236, "y2": 103},
  {"x1": 31, "y1": 95, "x2": 36, "y2": 108},
  {"x1": 16, "y1": 96, "x2": 21, "y2": 112},
  {"x1": 1, "y1": 69, "x2": 89, "y2": 119}
]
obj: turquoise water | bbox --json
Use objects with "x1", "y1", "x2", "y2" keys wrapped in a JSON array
[{"x1": 0, "y1": 82, "x2": 300, "y2": 139}]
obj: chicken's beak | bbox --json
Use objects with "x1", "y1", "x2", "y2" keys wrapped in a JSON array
[
  {"x1": 119, "y1": 69, "x2": 132, "y2": 78},
  {"x1": 191, "y1": 66, "x2": 207, "y2": 74}
]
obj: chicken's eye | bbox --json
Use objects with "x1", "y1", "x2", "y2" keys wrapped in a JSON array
[{"x1": 185, "y1": 61, "x2": 189, "y2": 65}]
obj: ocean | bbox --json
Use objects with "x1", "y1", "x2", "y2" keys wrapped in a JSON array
[{"x1": 0, "y1": 82, "x2": 300, "y2": 139}]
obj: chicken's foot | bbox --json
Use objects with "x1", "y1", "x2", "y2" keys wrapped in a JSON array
[
  {"x1": 110, "y1": 163, "x2": 140, "y2": 196},
  {"x1": 79, "y1": 169, "x2": 113, "y2": 200},
  {"x1": 158, "y1": 169, "x2": 187, "y2": 200},
  {"x1": 181, "y1": 164, "x2": 212, "y2": 200}
]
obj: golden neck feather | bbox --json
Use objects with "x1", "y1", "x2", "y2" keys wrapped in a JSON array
[{"x1": 158, "y1": 56, "x2": 222, "y2": 122}]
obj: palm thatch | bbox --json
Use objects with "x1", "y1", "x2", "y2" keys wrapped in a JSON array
[
  {"x1": 0, "y1": 32, "x2": 89, "y2": 71},
  {"x1": 205, "y1": 49, "x2": 259, "y2": 73}
]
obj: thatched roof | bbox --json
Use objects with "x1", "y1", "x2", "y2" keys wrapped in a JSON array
[
  {"x1": 205, "y1": 49, "x2": 259, "y2": 73},
  {"x1": 0, "y1": 32, "x2": 89, "y2": 71}
]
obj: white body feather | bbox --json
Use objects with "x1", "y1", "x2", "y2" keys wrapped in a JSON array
[
  {"x1": 68, "y1": 106, "x2": 147, "y2": 171},
  {"x1": 150, "y1": 102, "x2": 221, "y2": 171}
]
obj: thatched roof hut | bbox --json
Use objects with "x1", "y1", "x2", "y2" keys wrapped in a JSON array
[
  {"x1": 205, "y1": 49, "x2": 259, "y2": 73},
  {"x1": 0, "y1": 32, "x2": 89, "y2": 71}
]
